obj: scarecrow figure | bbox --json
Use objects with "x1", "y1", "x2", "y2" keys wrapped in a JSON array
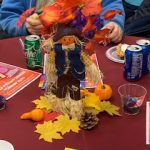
[{"x1": 43, "y1": 25, "x2": 103, "y2": 119}]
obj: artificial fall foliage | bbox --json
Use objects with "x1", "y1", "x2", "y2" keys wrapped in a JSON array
[
  {"x1": 82, "y1": 89, "x2": 120, "y2": 116},
  {"x1": 32, "y1": 96, "x2": 52, "y2": 112},
  {"x1": 38, "y1": 112, "x2": 61, "y2": 124},
  {"x1": 35, "y1": 114, "x2": 80, "y2": 142},
  {"x1": 82, "y1": 92, "x2": 101, "y2": 110},
  {"x1": 55, "y1": 115, "x2": 80, "y2": 135},
  {"x1": 35, "y1": 121, "x2": 63, "y2": 142},
  {"x1": 99, "y1": 101, "x2": 121, "y2": 116}
]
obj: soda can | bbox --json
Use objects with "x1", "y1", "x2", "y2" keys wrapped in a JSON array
[
  {"x1": 24, "y1": 35, "x2": 43, "y2": 70},
  {"x1": 124, "y1": 45, "x2": 143, "y2": 81},
  {"x1": 136, "y1": 39, "x2": 150, "y2": 74}
]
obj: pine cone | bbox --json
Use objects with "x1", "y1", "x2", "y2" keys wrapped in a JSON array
[{"x1": 80, "y1": 112, "x2": 99, "y2": 130}]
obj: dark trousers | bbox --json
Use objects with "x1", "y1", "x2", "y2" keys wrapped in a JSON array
[
  {"x1": 123, "y1": 1, "x2": 139, "y2": 19},
  {"x1": 0, "y1": 28, "x2": 10, "y2": 39},
  {"x1": 123, "y1": 1, "x2": 150, "y2": 37},
  {"x1": 54, "y1": 71, "x2": 80, "y2": 100}
]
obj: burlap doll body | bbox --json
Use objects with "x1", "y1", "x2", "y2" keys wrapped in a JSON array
[{"x1": 43, "y1": 25, "x2": 103, "y2": 119}]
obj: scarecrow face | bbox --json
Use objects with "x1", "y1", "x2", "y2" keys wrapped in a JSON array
[{"x1": 59, "y1": 36, "x2": 75, "y2": 46}]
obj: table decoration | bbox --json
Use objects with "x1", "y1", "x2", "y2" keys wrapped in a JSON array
[
  {"x1": 20, "y1": 86, "x2": 120, "y2": 142},
  {"x1": 18, "y1": 0, "x2": 122, "y2": 143}
]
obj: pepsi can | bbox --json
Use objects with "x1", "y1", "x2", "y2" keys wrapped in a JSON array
[
  {"x1": 124, "y1": 45, "x2": 143, "y2": 81},
  {"x1": 136, "y1": 39, "x2": 150, "y2": 74}
]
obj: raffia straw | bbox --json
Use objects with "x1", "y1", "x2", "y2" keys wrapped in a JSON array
[{"x1": 18, "y1": 38, "x2": 25, "y2": 55}]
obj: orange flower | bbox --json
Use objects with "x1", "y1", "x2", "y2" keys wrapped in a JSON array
[
  {"x1": 40, "y1": 5, "x2": 62, "y2": 27},
  {"x1": 81, "y1": 0, "x2": 102, "y2": 17},
  {"x1": 58, "y1": 8, "x2": 76, "y2": 24},
  {"x1": 56, "y1": 0, "x2": 82, "y2": 9},
  {"x1": 82, "y1": 16, "x2": 96, "y2": 33}
]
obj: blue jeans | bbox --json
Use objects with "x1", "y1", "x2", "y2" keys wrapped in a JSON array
[
  {"x1": 123, "y1": 1, "x2": 139, "y2": 19},
  {"x1": 123, "y1": 1, "x2": 150, "y2": 37}
]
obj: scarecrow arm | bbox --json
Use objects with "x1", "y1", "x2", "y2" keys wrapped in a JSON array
[
  {"x1": 45, "y1": 51, "x2": 57, "y2": 88},
  {"x1": 81, "y1": 51, "x2": 103, "y2": 84}
]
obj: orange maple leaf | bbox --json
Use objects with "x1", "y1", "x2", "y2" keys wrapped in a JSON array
[{"x1": 93, "y1": 28, "x2": 110, "y2": 44}]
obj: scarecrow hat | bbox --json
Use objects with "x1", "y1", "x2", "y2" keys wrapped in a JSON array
[{"x1": 53, "y1": 24, "x2": 82, "y2": 42}]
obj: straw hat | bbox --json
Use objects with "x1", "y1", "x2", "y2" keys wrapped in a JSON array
[{"x1": 53, "y1": 24, "x2": 82, "y2": 42}]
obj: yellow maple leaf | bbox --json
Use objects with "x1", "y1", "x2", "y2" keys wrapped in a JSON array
[
  {"x1": 69, "y1": 117, "x2": 80, "y2": 133},
  {"x1": 35, "y1": 115, "x2": 80, "y2": 142},
  {"x1": 32, "y1": 96, "x2": 52, "y2": 112},
  {"x1": 99, "y1": 101, "x2": 121, "y2": 116},
  {"x1": 54, "y1": 115, "x2": 80, "y2": 135},
  {"x1": 82, "y1": 92, "x2": 101, "y2": 110},
  {"x1": 35, "y1": 121, "x2": 63, "y2": 142}
]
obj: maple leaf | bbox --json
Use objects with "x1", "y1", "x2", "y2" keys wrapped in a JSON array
[
  {"x1": 35, "y1": 115, "x2": 80, "y2": 142},
  {"x1": 32, "y1": 96, "x2": 52, "y2": 112},
  {"x1": 38, "y1": 112, "x2": 60, "y2": 124},
  {"x1": 82, "y1": 91, "x2": 101, "y2": 111},
  {"x1": 35, "y1": 121, "x2": 63, "y2": 142},
  {"x1": 99, "y1": 101, "x2": 121, "y2": 116},
  {"x1": 55, "y1": 115, "x2": 80, "y2": 135}
]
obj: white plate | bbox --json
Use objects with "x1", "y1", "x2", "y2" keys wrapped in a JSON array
[
  {"x1": 0, "y1": 140, "x2": 14, "y2": 150},
  {"x1": 106, "y1": 46, "x2": 124, "y2": 63}
]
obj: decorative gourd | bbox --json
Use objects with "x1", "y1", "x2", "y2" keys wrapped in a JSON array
[
  {"x1": 94, "y1": 84, "x2": 112, "y2": 100},
  {"x1": 20, "y1": 109, "x2": 44, "y2": 122}
]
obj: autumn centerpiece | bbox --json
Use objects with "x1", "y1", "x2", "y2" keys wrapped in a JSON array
[{"x1": 18, "y1": 0, "x2": 122, "y2": 143}]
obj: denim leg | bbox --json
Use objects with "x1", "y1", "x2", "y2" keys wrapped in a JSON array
[
  {"x1": 124, "y1": 16, "x2": 150, "y2": 37},
  {"x1": 122, "y1": 1, "x2": 139, "y2": 19}
]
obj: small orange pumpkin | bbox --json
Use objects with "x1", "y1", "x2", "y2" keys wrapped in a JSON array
[
  {"x1": 20, "y1": 109, "x2": 44, "y2": 122},
  {"x1": 94, "y1": 83, "x2": 112, "y2": 100}
]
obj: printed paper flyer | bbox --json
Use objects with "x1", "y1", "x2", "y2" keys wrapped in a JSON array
[
  {"x1": 146, "y1": 102, "x2": 150, "y2": 144},
  {"x1": 80, "y1": 53, "x2": 100, "y2": 88},
  {"x1": 0, "y1": 62, "x2": 41, "y2": 100}
]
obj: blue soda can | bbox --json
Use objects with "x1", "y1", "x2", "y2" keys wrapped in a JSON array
[
  {"x1": 136, "y1": 39, "x2": 150, "y2": 74},
  {"x1": 124, "y1": 45, "x2": 143, "y2": 81}
]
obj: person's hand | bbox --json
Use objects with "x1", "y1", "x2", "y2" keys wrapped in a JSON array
[
  {"x1": 102, "y1": 22, "x2": 123, "y2": 43},
  {"x1": 26, "y1": 13, "x2": 44, "y2": 35}
]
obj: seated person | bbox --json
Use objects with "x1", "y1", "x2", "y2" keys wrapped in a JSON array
[
  {"x1": 0, "y1": 0, "x2": 125, "y2": 43},
  {"x1": 123, "y1": 0, "x2": 150, "y2": 37},
  {"x1": 0, "y1": 0, "x2": 9, "y2": 39}
]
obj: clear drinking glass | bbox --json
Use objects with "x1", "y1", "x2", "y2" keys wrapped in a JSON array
[{"x1": 118, "y1": 83, "x2": 147, "y2": 115}]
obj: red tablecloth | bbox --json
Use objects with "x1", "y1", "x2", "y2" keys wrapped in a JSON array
[{"x1": 0, "y1": 36, "x2": 150, "y2": 150}]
